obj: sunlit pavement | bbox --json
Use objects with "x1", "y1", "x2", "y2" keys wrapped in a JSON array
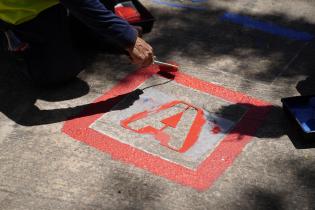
[{"x1": 0, "y1": 0, "x2": 315, "y2": 209}]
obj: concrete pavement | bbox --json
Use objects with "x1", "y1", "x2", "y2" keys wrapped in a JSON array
[{"x1": 1, "y1": 0, "x2": 315, "y2": 209}]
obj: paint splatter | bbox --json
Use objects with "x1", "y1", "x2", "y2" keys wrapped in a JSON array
[
  {"x1": 143, "y1": 98, "x2": 150, "y2": 103},
  {"x1": 212, "y1": 125, "x2": 221, "y2": 134}
]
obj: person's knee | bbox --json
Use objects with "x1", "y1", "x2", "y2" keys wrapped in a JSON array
[
  {"x1": 24, "y1": 47, "x2": 84, "y2": 87},
  {"x1": 30, "y1": 67, "x2": 83, "y2": 87},
  {"x1": 30, "y1": 72, "x2": 79, "y2": 87},
  {"x1": 26, "y1": 59, "x2": 84, "y2": 87}
]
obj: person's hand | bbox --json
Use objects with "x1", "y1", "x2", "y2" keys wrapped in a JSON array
[{"x1": 127, "y1": 37, "x2": 153, "y2": 67}]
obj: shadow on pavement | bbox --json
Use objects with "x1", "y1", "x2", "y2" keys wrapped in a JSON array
[
  {"x1": 0, "y1": 65, "x2": 143, "y2": 126},
  {"x1": 101, "y1": 168, "x2": 164, "y2": 210},
  {"x1": 215, "y1": 101, "x2": 315, "y2": 149},
  {"x1": 238, "y1": 188, "x2": 284, "y2": 210},
  {"x1": 147, "y1": 8, "x2": 315, "y2": 85},
  {"x1": 0, "y1": 4, "x2": 315, "y2": 210},
  {"x1": 296, "y1": 75, "x2": 315, "y2": 97},
  {"x1": 0, "y1": 6, "x2": 314, "y2": 139},
  {"x1": 234, "y1": 159, "x2": 315, "y2": 210}
]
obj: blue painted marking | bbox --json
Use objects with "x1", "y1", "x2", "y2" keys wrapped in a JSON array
[
  {"x1": 191, "y1": 0, "x2": 208, "y2": 3},
  {"x1": 152, "y1": 0, "x2": 207, "y2": 10},
  {"x1": 221, "y1": 12, "x2": 314, "y2": 41}
]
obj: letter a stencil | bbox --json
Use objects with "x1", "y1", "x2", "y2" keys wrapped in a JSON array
[{"x1": 63, "y1": 65, "x2": 270, "y2": 190}]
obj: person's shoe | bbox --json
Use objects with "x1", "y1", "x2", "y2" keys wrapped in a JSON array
[{"x1": 3, "y1": 30, "x2": 29, "y2": 52}]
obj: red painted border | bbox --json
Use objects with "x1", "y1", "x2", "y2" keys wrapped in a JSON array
[{"x1": 62, "y1": 65, "x2": 271, "y2": 191}]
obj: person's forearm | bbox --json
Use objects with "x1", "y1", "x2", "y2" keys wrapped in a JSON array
[{"x1": 60, "y1": 0, "x2": 137, "y2": 48}]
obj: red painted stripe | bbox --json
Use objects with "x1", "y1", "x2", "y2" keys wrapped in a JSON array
[
  {"x1": 63, "y1": 65, "x2": 271, "y2": 190},
  {"x1": 170, "y1": 71, "x2": 270, "y2": 106}
]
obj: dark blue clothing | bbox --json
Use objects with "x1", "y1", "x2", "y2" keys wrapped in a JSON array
[
  {"x1": 60, "y1": 0, "x2": 138, "y2": 48},
  {"x1": 7, "y1": 2, "x2": 138, "y2": 86}
]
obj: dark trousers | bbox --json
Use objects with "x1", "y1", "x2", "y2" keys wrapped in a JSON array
[
  {"x1": 11, "y1": 5, "x2": 84, "y2": 86},
  {"x1": 11, "y1": 3, "x2": 125, "y2": 86}
]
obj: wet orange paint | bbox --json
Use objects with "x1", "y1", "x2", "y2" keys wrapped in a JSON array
[
  {"x1": 120, "y1": 100, "x2": 206, "y2": 153},
  {"x1": 62, "y1": 64, "x2": 271, "y2": 190},
  {"x1": 212, "y1": 126, "x2": 221, "y2": 134},
  {"x1": 161, "y1": 111, "x2": 184, "y2": 128}
]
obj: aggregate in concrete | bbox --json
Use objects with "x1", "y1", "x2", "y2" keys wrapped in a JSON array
[
  {"x1": 1, "y1": 0, "x2": 315, "y2": 209},
  {"x1": 91, "y1": 77, "x2": 236, "y2": 169}
]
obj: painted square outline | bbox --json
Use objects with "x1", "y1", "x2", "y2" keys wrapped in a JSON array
[{"x1": 62, "y1": 65, "x2": 271, "y2": 191}]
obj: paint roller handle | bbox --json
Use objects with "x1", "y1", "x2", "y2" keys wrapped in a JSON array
[{"x1": 153, "y1": 56, "x2": 179, "y2": 72}]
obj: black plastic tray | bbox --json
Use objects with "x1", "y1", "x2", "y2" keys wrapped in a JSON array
[
  {"x1": 281, "y1": 95, "x2": 315, "y2": 140},
  {"x1": 110, "y1": 0, "x2": 155, "y2": 34}
]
